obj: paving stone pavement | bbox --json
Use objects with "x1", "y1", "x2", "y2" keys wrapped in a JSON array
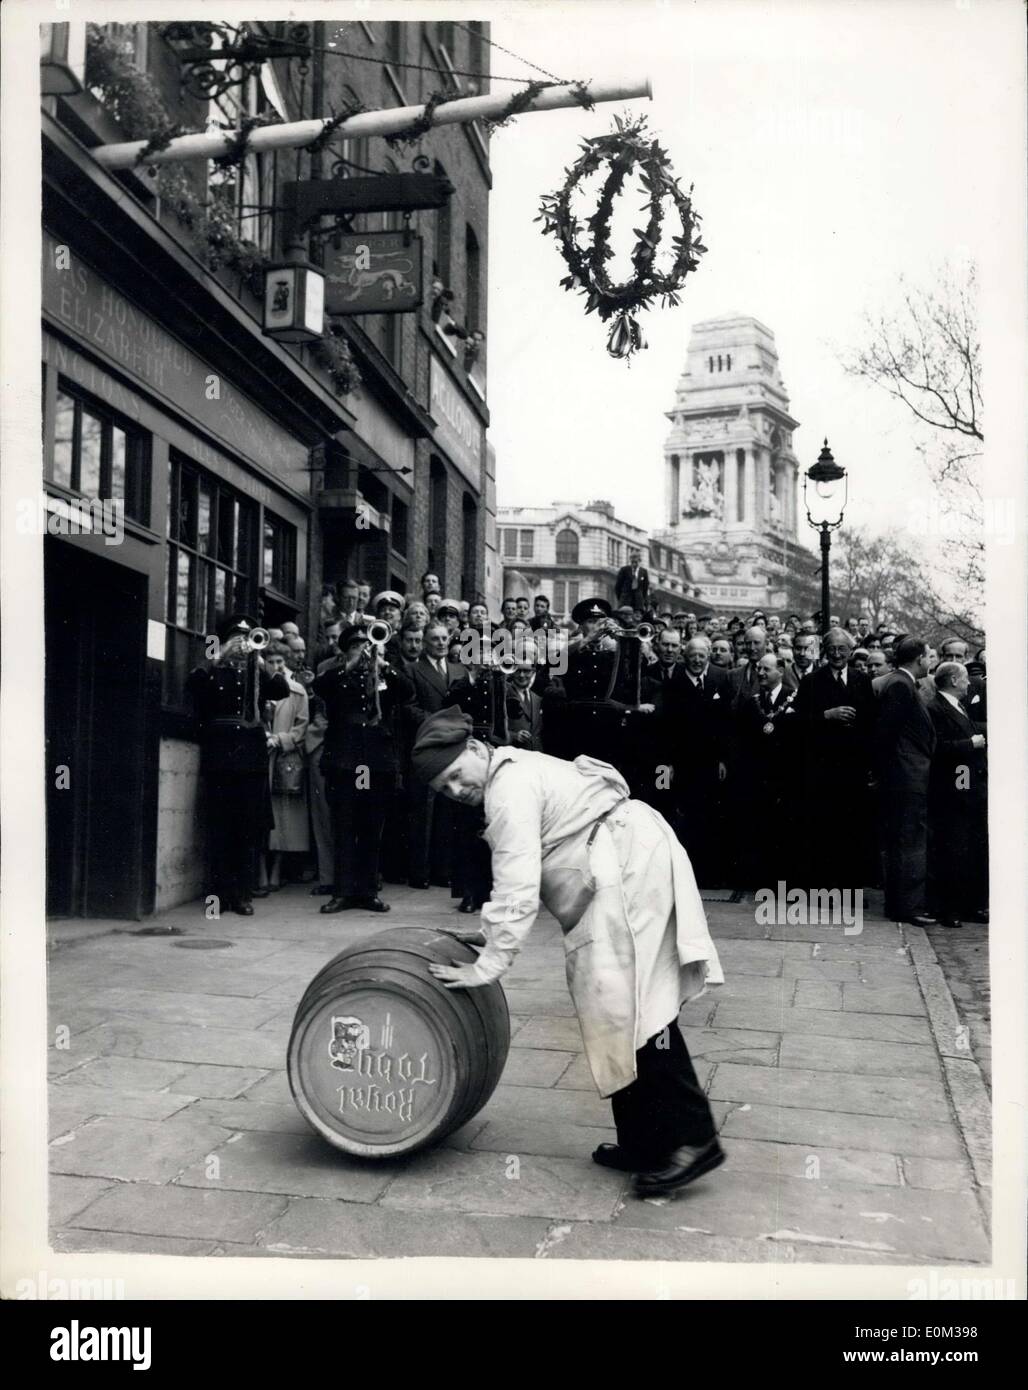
[{"x1": 47, "y1": 884, "x2": 991, "y2": 1265}]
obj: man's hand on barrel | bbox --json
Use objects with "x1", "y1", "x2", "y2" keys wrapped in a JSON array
[{"x1": 428, "y1": 959, "x2": 493, "y2": 989}]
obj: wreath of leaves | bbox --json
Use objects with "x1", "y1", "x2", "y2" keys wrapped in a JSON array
[{"x1": 536, "y1": 113, "x2": 707, "y2": 360}]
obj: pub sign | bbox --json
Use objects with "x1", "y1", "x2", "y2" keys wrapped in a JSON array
[{"x1": 324, "y1": 231, "x2": 424, "y2": 316}]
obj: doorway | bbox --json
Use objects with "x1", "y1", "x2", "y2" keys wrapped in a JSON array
[{"x1": 45, "y1": 540, "x2": 149, "y2": 918}]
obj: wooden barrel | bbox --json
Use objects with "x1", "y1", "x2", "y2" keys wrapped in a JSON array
[{"x1": 287, "y1": 926, "x2": 510, "y2": 1158}]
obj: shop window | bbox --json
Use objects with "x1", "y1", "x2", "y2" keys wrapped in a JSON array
[
  {"x1": 263, "y1": 510, "x2": 298, "y2": 597},
  {"x1": 164, "y1": 454, "x2": 259, "y2": 708},
  {"x1": 49, "y1": 383, "x2": 151, "y2": 526}
]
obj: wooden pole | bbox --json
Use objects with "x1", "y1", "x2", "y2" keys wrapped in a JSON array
[{"x1": 93, "y1": 76, "x2": 653, "y2": 171}]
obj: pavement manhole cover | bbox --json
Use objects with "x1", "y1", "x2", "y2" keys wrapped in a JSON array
[{"x1": 172, "y1": 938, "x2": 235, "y2": 950}]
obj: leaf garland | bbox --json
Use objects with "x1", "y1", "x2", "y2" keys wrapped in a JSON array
[{"x1": 536, "y1": 113, "x2": 707, "y2": 361}]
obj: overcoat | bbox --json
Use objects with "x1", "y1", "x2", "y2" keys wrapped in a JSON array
[
  {"x1": 471, "y1": 748, "x2": 724, "y2": 1096},
  {"x1": 267, "y1": 677, "x2": 310, "y2": 852}
]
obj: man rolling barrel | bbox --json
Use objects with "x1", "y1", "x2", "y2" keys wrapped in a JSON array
[{"x1": 410, "y1": 706, "x2": 726, "y2": 1197}]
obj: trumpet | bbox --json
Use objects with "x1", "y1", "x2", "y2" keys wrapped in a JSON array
[
  {"x1": 364, "y1": 620, "x2": 392, "y2": 647},
  {"x1": 245, "y1": 627, "x2": 270, "y2": 652}
]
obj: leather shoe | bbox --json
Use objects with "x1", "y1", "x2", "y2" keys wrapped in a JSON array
[
  {"x1": 408, "y1": 879, "x2": 431, "y2": 890},
  {"x1": 250, "y1": 887, "x2": 270, "y2": 898},
  {"x1": 633, "y1": 1139, "x2": 726, "y2": 1197},
  {"x1": 592, "y1": 1143, "x2": 655, "y2": 1173},
  {"x1": 232, "y1": 900, "x2": 255, "y2": 916},
  {"x1": 898, "y1": 914, "x2": 938, "y2": 927},
  {"x1": 969, "y1": 910, "x2": 989, "y2": 925},
  {"x1": 937, "y1": 915, "x2": 964, "y2": 928},
  {"x1": 310, "y1": 884, "x2": 334, "y2": 896},
  {"x1": 320, "y1": 896, "x2": 354, "y2": 914},
  {"x1": 356, "y1": 896, "x2": 390, "y2": 913},
  {"x1": 458, "y1": 897, "x2": 479, "y2": 914}
]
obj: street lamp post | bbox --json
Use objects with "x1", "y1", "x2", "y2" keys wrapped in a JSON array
[{"x1": 803, "y1": 439, "x2": 848, "y2": 638}]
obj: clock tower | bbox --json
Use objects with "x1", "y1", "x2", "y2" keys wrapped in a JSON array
[{"x1": 653, "y1": 315, "x2": 815, "y2": 614}]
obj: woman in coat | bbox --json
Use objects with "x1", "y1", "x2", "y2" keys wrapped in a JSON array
[
  {"x1": 260, "y1": 647, "x2": 310, "y2": 889},
  {"x1": 411, "y1": 706, "x2": 726, "y2": 1197}
]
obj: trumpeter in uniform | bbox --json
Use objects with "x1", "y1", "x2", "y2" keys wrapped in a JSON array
[
  {"x1": 186, "y1": 614, "x2": 291, "y2": 915},
  {"x1": 412, "y1": 706, "x2": 726, "y2": 1196},
  {"x1": 312, "y1": 622, "x2": 415, "y2": 914}
]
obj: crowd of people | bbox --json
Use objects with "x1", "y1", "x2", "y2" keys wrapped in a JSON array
[{"x1": 189, "y1": 572, "x2": 988, "y2": 932}]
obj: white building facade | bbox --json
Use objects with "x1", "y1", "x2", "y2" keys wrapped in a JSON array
[
  {"x1": 657, "y1": 315, "x2": 816, "y2": 614},
  {"x1": 497, "y1": 500, "x2": 702, "y2": 620}
]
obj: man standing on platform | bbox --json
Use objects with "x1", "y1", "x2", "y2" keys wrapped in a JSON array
[{"x1": 615, "y1": 549, "x2": 650, "y2": 613}]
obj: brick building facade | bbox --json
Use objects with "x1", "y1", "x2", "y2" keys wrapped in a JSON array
[{"x1": 40, "y1": 18, "x2": 494, "y2": 917}]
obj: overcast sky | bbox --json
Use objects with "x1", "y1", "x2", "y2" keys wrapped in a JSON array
[{"x1": 486, "y1": 0, "x2": 1020, "y2": 544}]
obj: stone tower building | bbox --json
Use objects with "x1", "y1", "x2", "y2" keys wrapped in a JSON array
[{"x1": 653, "y1": 315, "x2": 815, "y2": 614}]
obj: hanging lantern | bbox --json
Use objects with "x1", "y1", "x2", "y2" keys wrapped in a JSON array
[
  {"x1": 262, "y1": 251, "x2": 325, "y2": 343},
  {"x1": 40, "y1": 22, "x2": 87, "y2": 96}
]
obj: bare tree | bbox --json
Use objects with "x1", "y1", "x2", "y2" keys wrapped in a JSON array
[{"x1": 840, "y1": 259, "x2": 984, "y2": 625}]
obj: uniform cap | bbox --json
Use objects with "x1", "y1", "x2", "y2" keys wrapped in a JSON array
[{"x1": 571, "y1": 597, "x2": 613, "y2": 625}]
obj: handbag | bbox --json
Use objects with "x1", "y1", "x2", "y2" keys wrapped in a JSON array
[{"x1": 272, "y1": 746, "x2": 305, "y2": 796}]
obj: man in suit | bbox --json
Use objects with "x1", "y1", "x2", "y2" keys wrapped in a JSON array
[
  {"x1": 872, "y1": 635, "x2": 937, "y2": 925},
  {"x1": 633, "y1": 626, "x2": 689, "y2": 823},
  {"x1": 406, "y1": 621, "x2": 463, "y2": 888},
  {"x1": 669, "y1": 635, "x2": 731, "y2": 886},
  {"x1": 927, "y1": 662, "x2": 988, "y2": 927},
  {"x1": 728, "y1": 624, "x2": 799, "y2": 708},
  {"x1": 792, "y1": 632, "x2": 820, "y2": 682},
  {"x1": 735, "y1": 654, "x2": 802, "y2": 887},
  {"x1": 794, "y1": 627, "x2": 876, "y2": 889},
  {"x1": 966, "y1": 647, "x2": 987, "y2": 731},
  {"x1": 507, "y1": 654, "x2": 545, "y2": 750},
  {"x1": 615, "y1": 550, "x2": 650, "y2": 612}
]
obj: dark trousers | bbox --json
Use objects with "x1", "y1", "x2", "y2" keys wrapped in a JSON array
[
  {"x1": 610, "y1": 1021, "x2": 717, "y2": 1163},
  {"x1": 325, "y1": 772, "x2": 391, "y2": 898},
  {"x1": 206, "y1": 771, "x2": 269, "y2": 905},
  {"x1": 451, "y1": 802, "x2": 492, "y2": 904},
  {"x1": 882, "y1": 781, "x2": 929, "y2": 918}
]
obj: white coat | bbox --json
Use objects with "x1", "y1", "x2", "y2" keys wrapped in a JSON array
[{"x1": 473, "y1": 748, "x2": 723, "y2": 1097}]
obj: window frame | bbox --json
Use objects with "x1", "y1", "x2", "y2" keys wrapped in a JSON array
[{"x1": 49, "y1": 378, "x2": 152, "y2": 526}]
